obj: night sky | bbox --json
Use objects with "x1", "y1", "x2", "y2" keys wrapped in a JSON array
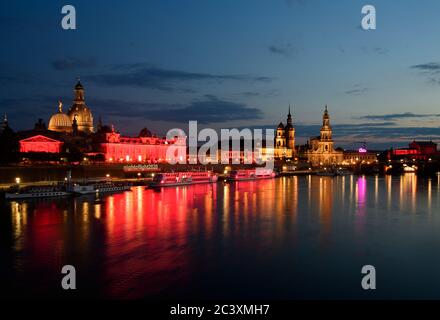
[{"x1": 1, "y1": 0, "x2": 440, "y2": 149}]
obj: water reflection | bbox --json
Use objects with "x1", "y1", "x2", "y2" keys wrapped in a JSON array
[{"x1": 3, "y1": 175, "x2": 440, "y2": 299}]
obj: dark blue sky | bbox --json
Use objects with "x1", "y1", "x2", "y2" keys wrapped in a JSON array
[{"x1": 1, "y1": 0, "x2": 440, "y2": 148}]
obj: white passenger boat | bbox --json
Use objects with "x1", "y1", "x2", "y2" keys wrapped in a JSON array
[
  {"x1": 67, "y1": 181, "x2": 132, "y2": 195},
  {"x1": 5, "y1": 185, "x2": 70, "y2": 200},
  {"x1": 147, "y1": 171, "x2": 218, "y2": 188},
  {"x1": 226, "y1": 168, "x2": 276, "y2": 181}
]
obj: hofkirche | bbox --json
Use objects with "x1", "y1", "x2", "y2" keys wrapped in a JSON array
[{"x1": 274, "y1": 104, "x2": 343, "y2": 165}]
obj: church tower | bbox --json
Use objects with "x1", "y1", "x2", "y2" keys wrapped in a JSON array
[
  {"x1": 276, "y1": 122, "x2": 286, "y2": 148},
  {"x1": 0, "y1": 113, "x2": 8, "y2": 132},
  {"x1": 286, "y1": 105, "x2": 295, "y2": 152},
  {"x1": 319, "y1": 105, "x2": 334, "y2": 152}
]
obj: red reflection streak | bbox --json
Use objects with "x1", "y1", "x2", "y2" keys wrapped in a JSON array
[
  {"x1": 18, "y1": 202, "x2": 65, "y2": 272},
  {"x1": 103, "y1": 185, "x2": 217, "y2": 297}
]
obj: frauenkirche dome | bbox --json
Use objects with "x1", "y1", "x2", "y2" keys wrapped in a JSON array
[{"x1": 67, "y1": 80, "x2": 94, "y2": 133}]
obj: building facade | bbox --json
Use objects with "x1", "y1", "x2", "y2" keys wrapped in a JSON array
[
  {"x1": 388, "y1": 141, "x2": 439, "y2": 161},
  {"x1": 19, "y1": 135, "x2": 63, "y2": 153},
  {"x1": 15, "y1": 80, "x2": 187, "y2": 163},
  {"x1": 97, "y1": 127, "x2": 187, "y2": 163},
  {"x1": 275, "y1": 106, "x2": 295, "y2": 159},
  {"x1": 343, "y1": 149, "x2": 378, "y2": 165},
  {"x1": 306, "y1": 106, "x2": 343, "y2": 166}
]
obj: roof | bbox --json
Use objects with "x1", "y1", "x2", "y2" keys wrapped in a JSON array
[
  {"x1": 17, "y1": 129, "x2": 64, "y2": 141},
  {"x1": 75, "y1": 80, "x2": 84, "y2": 90},
  {"x1": 19, "y1": 134, "x2": 63, "y2": 143},
  {"x1": 411, "y1": 141, "x2": 436, "y2": 146}
]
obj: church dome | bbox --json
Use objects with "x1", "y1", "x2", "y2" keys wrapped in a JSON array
[
  {"x1": 48, "y1": 101, "x2": 72, "y2": 133},
  {"x1": 68, "y1": 104, "x2": 93, "y2": 132},
  {"x1": 67, "y1": 80, "x2": 94, "y2": 133},
  {"x1": 139, "y1": 127, "x2": 153, "y2": 137}
]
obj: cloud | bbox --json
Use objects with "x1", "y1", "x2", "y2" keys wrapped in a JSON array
[
  {"x1": 86, "y1": 64, "x2": 272, "y2": 92},
  {"x1": 293, "y1": 122, "x2": 398, "y2": 139},
  {"x1": 361, "y1": 46, "x2": 388, "y2": 55},
  {"x1": 344, "y1": 87, "x2": 370, "y2": 95},
  {"x1": 52, "y1": 57, "x2": 97, "y2": 71},
  {"x1": 89, "y1": 95, "x2": 264, "y2": 124},
  {"x1": 246, "y1": 121, "x2": 440, "y2": 149},
  {"x1": 373, "y1": 47, "x2": 388, "y2": 55},
  {"x1": 0, "y1": 93, "x2": 265, "y2": 134},
  {"x1": 241, "y1": 91, "x2": 260, "y2": 97},
  {"x1": 358, "y1": 112, "x2": 440, "y2": 121},
  {"x1": 410, "y1": 62, "x2": 440, "y2": 84},
  {"x1": 411, "y1": 62, "x2": 440, "y2": 72},
  {"x1": 239, "y1": 89, "x2": 278, "y2": 98},
  {"x1": 268, "y1": 43, "x2": 296, "y2": 57}
]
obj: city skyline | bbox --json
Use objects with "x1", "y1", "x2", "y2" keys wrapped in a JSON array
[
  {"x1": 2, "y1": 0, "x2": 440, "y2": 149},
  {"x1": 3, "y1": 1, "x2": 440, "y2": 306}
]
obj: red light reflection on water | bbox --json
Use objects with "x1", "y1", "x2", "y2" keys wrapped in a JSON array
[
  {"x1": 5, "y1": 177, "x2": 369, "y2": 298},
  {"x1": 102, "y1": 184, "x2": 218, "y2": 298}
]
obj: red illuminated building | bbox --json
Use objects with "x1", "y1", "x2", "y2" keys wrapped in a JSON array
[
  {"x1": 389, "y1": 140, "x2": 439, "y2": 161},
  {"x1": 19, "y1": 135, "x2": 63, "y2": 153},
  {"x1": 98, "y1": 127, "x2": 186, "y2": 163},
  {"x1": 12, "y1": 81, "x2": 188, "y2": 164}
]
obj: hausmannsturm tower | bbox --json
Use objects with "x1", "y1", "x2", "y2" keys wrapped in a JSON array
[{"x1": 275, "y1": 106, "x2": 295, "y2": 159}]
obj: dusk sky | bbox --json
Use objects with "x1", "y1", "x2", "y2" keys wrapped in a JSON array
[{"x1": 1, "y1": 0, "x2": 440, "y2": 148}]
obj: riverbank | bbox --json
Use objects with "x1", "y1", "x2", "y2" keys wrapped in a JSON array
[{"x1": 0, "y1": 163, "x2": 246, "y2": 184}]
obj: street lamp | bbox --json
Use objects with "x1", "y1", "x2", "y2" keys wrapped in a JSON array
[{"x1": 15, "y1": 177, "x2": 21, "y2": 184}]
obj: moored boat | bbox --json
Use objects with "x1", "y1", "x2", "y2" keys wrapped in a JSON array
[
  {"x1": 147, "y1": 171, "x2": 218, "y2": 188},
  {"x1": 67, "y1": 181, "x2": 132, "y2": 195},
  {"x1": 316, "y1": 171, "x2": 337, "y2": 177},
  {"x1": 5, "y1": 185, "x2": 70, "y2": 200},
  {"x1": 226, "y1": 168, "x2": 276, "y2": 181},
  {"x1": 316, "y1": 168, "x2": 352, "y2": 176}
]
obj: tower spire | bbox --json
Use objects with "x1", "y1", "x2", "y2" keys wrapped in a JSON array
[
  {"x1": 74, "y1": 79, "x2": 85, "y2": 103},
  {"x1": 1, "y1": 112, "x2": 7, "y2": 130},
  {"x1": 286, "y1": 104, "x2": 293, "y2": 126}
]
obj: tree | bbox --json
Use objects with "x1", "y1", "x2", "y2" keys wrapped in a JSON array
[{"x1": 0, "y1": 126, "x2": 19, "y2": 164}]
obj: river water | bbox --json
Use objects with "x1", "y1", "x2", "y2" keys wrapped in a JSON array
[{"x1": 2, "y1": 174, "x2": 440, "y2": 299}]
